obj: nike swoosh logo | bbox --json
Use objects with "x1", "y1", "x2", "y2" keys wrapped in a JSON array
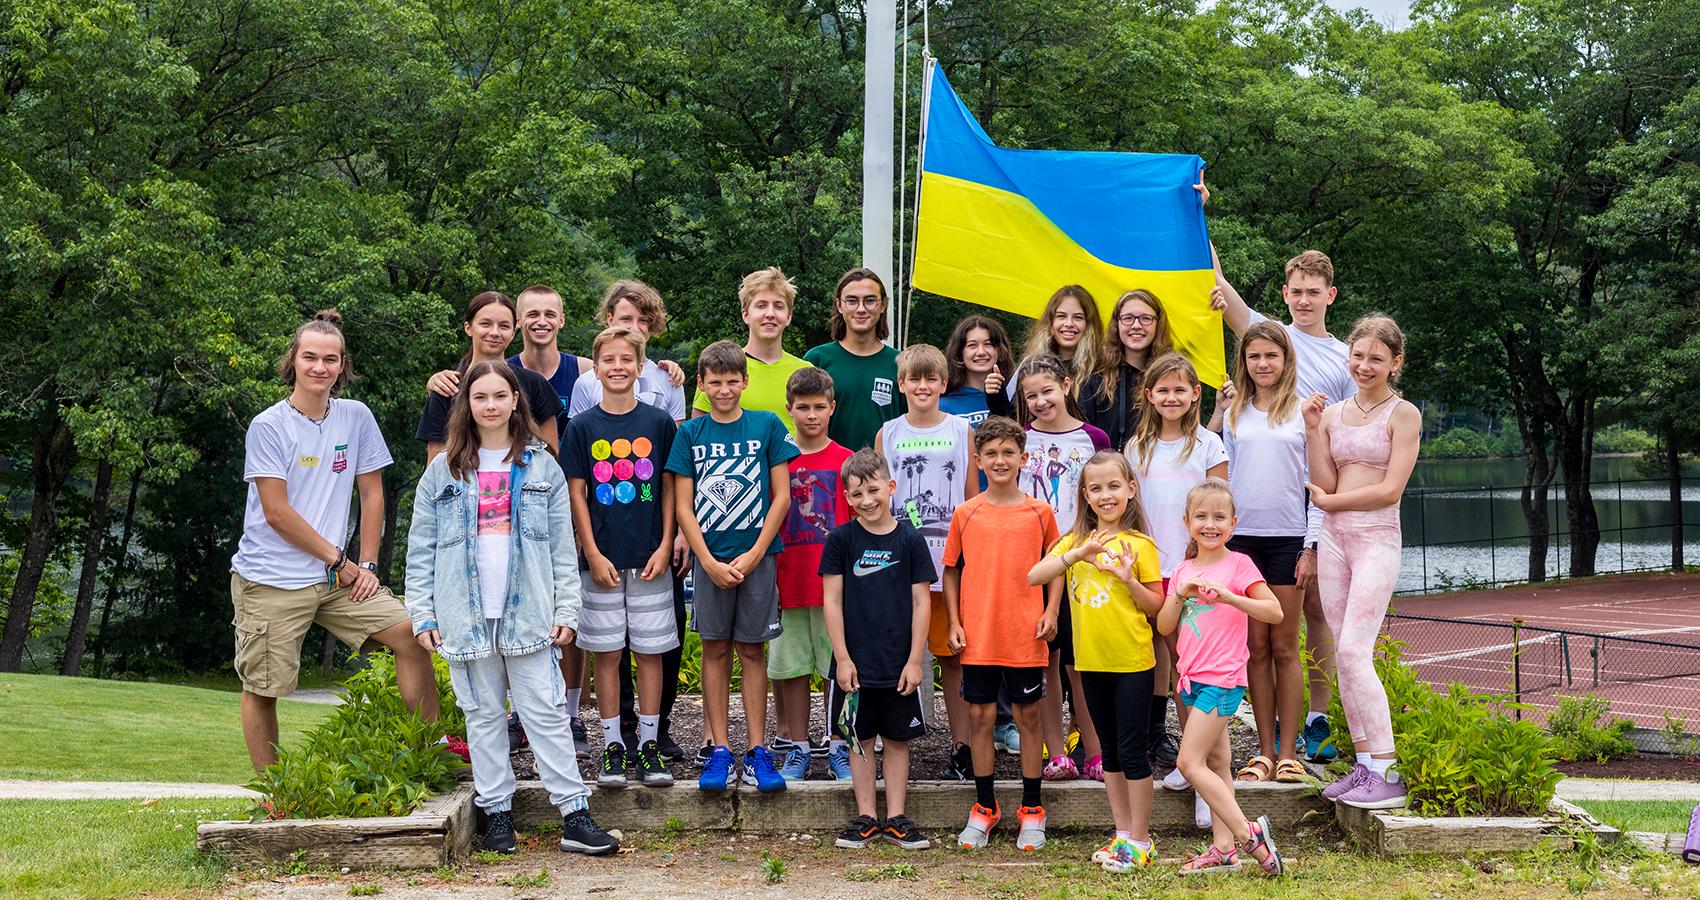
[
  {"x1": 1022, "y1": 684, "x2": 1040, "y2": 695},
  {"x1": 852, "y1": 560, "x2": 898, "y2": 576}
]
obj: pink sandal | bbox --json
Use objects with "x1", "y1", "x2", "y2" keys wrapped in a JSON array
[
  {"x1": 1179, "y1": 843, "x2": 1241, "y2": 876},
  {"x1": 1082, "y1": 754, "x2": 1104, "y2": 781}
]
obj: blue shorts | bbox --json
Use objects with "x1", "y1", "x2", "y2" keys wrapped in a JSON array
[{"x1": 1179, "y1": 682, "x2": 1247, "y2": 716}]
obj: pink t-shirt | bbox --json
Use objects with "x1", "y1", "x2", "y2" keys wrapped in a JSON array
[{"x1": 1168, "y1": 551, "x2": 1266, "y2": 692}]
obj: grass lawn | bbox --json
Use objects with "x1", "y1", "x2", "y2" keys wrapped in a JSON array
[
  {"x1": 0, "y1": 673, "x2": 332, "y2": 783},
  {"x1": 1576, "y1": 798, "x2": 1697, "y2": 834},
  {"x1": 0, "y1": 798, "x2": 247, "y2": 899}
]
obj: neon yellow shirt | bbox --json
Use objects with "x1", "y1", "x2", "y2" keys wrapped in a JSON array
[
  {"x1": 1049, "y1": 530, "x2": 1161, "y2": 672},
  {"x1": 693, "y1": 350, "x2": 811, "y2": 434}
]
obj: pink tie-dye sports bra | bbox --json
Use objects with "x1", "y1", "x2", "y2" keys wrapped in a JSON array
[{"x1": 1329, "y1": 398, "x2": 1399, "y2": 470}]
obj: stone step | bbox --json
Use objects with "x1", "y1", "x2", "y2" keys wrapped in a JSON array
[{"x1": 509, "y1": 777, "x2": 1328, "y2": 835}]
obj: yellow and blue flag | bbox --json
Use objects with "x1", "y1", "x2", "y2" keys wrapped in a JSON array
[{"x1": 912, "y1": 64, "x2": 1225, "y2": 386}]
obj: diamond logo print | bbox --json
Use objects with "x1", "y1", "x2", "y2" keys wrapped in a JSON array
[{"x1": 699, "y1": 475, "x2": 744, "y2": 514}]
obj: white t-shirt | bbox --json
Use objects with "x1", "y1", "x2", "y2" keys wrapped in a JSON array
[
  {"x1": 879, "y1": 414, "x2": 974, "y2": 590},
  {"x1": 474, "y1": 447, "x2": 514, "y2": 619},
  {"x1": 233, "y1": 399, "x2": 393, "y2": 589},
  {"x1": 567, "y1": 359, "x2": 686, "y2": 422},
  {"x1": 1223, "y1": 403, "x2": 1319, "y2": 541},
  {"x1": 1247, "y1": 310, "x2": 1353, "y2": 404},
  {"x1": 1130, "y1": 427, "x2": 1229, "y2": 577}
]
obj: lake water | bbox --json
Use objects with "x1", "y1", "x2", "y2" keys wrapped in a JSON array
[{"x1": 1396, "y1": 455, "x2": 1700, "y2": 594}]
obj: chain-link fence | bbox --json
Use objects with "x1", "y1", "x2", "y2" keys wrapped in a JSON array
[
  {"x1": 1383, "y1": 612, "x2": 1700, "y2": 730},
  {"x1": 1398, "y1": 476, "x2": 1698, "y2": 595}
]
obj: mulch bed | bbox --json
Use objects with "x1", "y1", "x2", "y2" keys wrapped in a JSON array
[
  {"x1": 511, "y1": 691, "x2": 1268, "y2": 783},
  {"x1": 1556, "y1": 754, "x2": 1700, "y2": 781}
]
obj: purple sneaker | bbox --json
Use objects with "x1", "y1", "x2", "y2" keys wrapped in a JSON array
[
  {"x1": 1321, "y1": 764, "x2": 1368, "y2": 801},
  {"x1": 1339, "y1": 770, "x2": 1409, "y2": 810}
]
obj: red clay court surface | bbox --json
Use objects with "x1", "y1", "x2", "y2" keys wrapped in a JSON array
[{"x1": 1382, "y1": 572, "x2": 1700, "y2": 728}]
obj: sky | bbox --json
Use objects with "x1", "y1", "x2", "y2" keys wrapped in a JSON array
[{"x1": 1326, "y1": 0, "x2": 1411, "y2": 29}]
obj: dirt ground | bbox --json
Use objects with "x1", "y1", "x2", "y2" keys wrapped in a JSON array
[
  {"x1": 513, "y1": 691, "x2": 1268, "y2": 783},
  {"x1": 1556, "y1": 754, "x2": 1700, "y2": 781},
  {"x1": 228, "y1": 823, "x2": 1344, "y2": 899}
]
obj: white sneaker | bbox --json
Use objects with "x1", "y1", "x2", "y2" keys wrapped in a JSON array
[
  {"x1": 1194, "y1": 793, "x2": 1213, "y2": 830},
  {"x1": 1162, "y1": 767, "x2": 1191, "y2": 791}
]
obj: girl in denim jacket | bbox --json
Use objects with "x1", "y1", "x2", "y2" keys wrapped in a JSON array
[{"x1": 405, "y1": 360, "x2": 617, "y2": 857}]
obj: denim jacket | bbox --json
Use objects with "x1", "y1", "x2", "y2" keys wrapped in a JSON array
[{"x1": 404, "y1": 445, "x2": 580, "y2": 662}]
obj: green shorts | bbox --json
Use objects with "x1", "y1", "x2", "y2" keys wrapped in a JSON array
[{"x1": 767, "y1": 606, "x2": 831, "y2": 680}]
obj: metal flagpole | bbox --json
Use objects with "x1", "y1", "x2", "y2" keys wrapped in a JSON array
[{"x1": 863, "y1": 1, "x2": 896, "y2": 347}]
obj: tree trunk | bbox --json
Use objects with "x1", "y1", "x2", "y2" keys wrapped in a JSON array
[
  {"x1": 1519, "y1": 443, "x2": 1554, "y2": 584},
  {"x1": 60, "y1": 458, "x2": 114, "y2": 676},
  {"x1": 319, "y1": 629, "x2": 338, "y2": 672},
  {"x1": 1560, "y1": 394, "x2": 1601, "y2": 578},
  {"x1": 0, "y1": 416, "x2": 78, "y2": 672},
  {"x1": 92, "y1": 470, "x2": 144, "y2": 677}
]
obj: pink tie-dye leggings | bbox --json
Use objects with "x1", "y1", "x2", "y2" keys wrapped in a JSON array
[{"x1": 1316, "y1": 508, "x2": 1401, "y2": 755}]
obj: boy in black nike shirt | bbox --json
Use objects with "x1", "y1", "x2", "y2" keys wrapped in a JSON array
[{"x1": 823, "y1": 449, "x2": 936, "y2": 851}]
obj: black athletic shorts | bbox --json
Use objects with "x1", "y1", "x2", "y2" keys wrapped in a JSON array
[
  {"x1": 827, "y1": 682, "x2": 927, "y2": 743},
  {"x1": 1226, "y1": 534, "x2": 1303, "y2": 587},
  {"x1": 961, "y1": 664, "x2": 1046, "y2": 705},
  {"x1": 1049, "y1": 598, "x2": 1075, "y2": 666}
]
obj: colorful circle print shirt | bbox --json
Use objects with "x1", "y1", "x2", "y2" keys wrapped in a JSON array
[{"x1": 561, "y1": 402, "x2": 678, "y2": 570}]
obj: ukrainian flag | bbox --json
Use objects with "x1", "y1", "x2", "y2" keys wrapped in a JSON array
[{"x1": 912, "y1": 62, "x2": 1225, "y2": 386}]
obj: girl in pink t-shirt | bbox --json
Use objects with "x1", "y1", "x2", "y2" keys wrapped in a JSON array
[{"x1": 1156, "y1": 479, "x2": 1285, "y2": 877}]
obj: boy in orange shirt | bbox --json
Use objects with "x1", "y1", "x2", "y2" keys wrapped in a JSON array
[{"x1": 943, "y1": 416, "x2": 1060, "y2": 852}]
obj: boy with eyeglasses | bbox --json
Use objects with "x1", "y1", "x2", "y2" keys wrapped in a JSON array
[{"x1": 803, "y1": 267, "x2": 903, "y2": 450}]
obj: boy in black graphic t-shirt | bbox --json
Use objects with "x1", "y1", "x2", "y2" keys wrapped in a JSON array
[{"x1": 822, "y1": 449, "x2": 936, "y2": 851}]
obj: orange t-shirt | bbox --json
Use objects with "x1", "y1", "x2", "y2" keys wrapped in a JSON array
[{"x1": 942, "y1": 494, "x2": 1061, "y2": 667}]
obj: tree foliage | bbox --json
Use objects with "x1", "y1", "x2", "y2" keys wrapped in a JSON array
[{"x1": 1, "y1": 0, "x2": 1695, "y2": 673}]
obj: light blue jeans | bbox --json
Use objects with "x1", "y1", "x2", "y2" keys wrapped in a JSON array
[{"x1": 447, "y1": 620, "x2": 590, "y2": 815}]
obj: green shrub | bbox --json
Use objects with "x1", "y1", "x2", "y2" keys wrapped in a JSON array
[
  {"x1": 1592, "y1": 425, "x2": 1658, "y2": 456},
  {"x1": 1421, "y1": 426, "x2": 1523, "y2": 459},
  {"x1": 1328, "y1": 638, "x2": 1561, "y2": 817},
  {"x1": 247, "y1": 653, "x2": 466, "y2": 820},
  {"x1": 1546, "y1": 694, "x2": 1636, "y2": 763}
]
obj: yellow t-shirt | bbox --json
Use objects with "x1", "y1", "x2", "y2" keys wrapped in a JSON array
[
  {"x1": 1048, "y1": 530, "x2": 1161, "y2": 673},
  {"x1": 692, "y1": 350, "x2": 811, "y2": 434}
]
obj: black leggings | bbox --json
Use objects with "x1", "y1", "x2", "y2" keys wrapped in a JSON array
[{"x1": 1079, "y1": 669, "x2": 1155, "y2": 779}]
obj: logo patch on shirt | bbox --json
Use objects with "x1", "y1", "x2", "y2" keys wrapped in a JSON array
[
  {"x1": 298, "y1": 455, "x2": 320, "y2": 468},
  {"x1": 331, "y1": 443, "x2": 348, "y2": 473},
  {"x1": 871, "y1": 376, "x2": 894, "y2": 407},
  {"x1": 851, "y1": 549, "x2": 897, "y2": 577}
]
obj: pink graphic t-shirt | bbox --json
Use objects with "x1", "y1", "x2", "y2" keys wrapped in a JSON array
[
  {"x1": 475, "y1": 447, "x2": 513, "y2": 619},
  {"x1": 1168, "y1": 550, "x2": 1267, "y2": 692}
]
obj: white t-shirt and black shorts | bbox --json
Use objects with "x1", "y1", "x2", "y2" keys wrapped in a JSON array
[
  {"x1": 1222, "y1": 403, "x2": 1318, "y2": 586},
  {"x1": 230, "y1": 399, "x2": 406, "y2": 698}
]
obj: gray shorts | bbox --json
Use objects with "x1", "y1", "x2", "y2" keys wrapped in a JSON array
[
  {"x1": 690, "y1": 554, "x2": 781, "y2": 645},
  {"x1": 577, "y1": 569, "x2": 681, "y2": 655}
]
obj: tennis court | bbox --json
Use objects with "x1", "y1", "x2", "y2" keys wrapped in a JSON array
[{"x1": 1383, "y1": 572, "x2": 1700, "y2": 728}]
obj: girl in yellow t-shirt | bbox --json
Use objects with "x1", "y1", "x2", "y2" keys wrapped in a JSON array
[{"x1": 1027, "y1": 450, "x2": 1163, "y2": 872}]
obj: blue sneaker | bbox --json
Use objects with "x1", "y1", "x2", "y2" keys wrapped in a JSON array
[
  {"x1": 743, "y1": 746, "x2": 787, "y2": 793},
  {"x1": 994, "y1": 722, "x2": 1022, "y2": 755},
  {"x1": 698, "y1": 745, "x2": 735, "y2": 792},
  {"x1": 827, "y1": 744, "x2": 853, "y2": 781},
  {"x1": 1304, "y1": 714, "x2": 1337, "y2": 762},
  {"x1": 779, "y1": 745, "x2": 811, "y2": 782}
]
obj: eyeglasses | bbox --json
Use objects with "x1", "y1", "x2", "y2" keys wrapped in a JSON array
[
  {"x1": 840, "y1": 296, "x2": 883, "y2": 309},
  {"x1": 1117, "y1": 313, "x2": 1157, "y2": 327}
]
